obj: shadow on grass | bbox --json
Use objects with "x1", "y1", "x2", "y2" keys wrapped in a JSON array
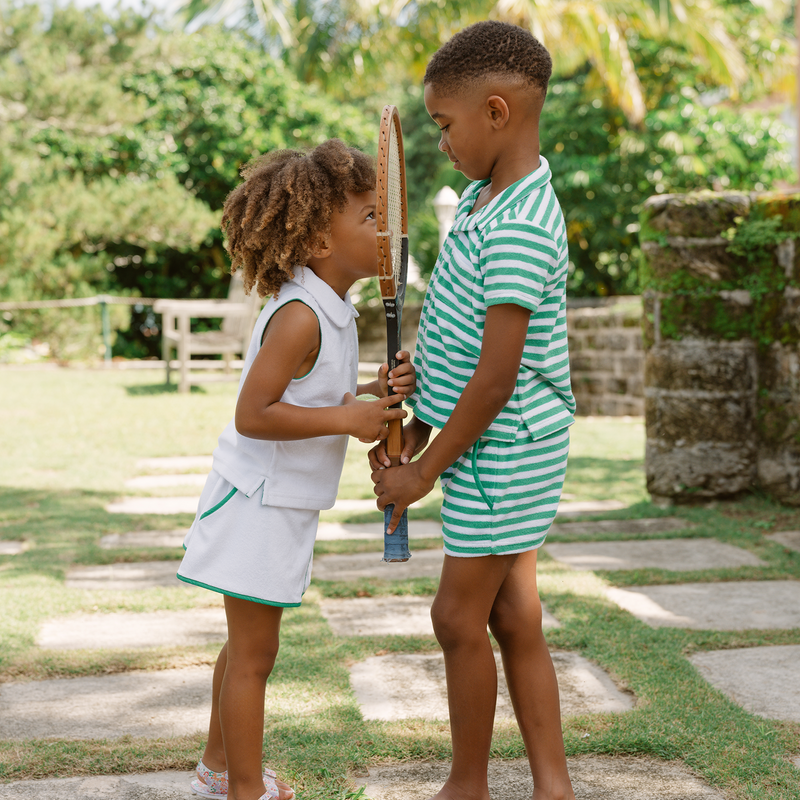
[
  {"x1": 0, "y1": 486, "x2": 192, "y2": 579},
  {"x1": 124, "y1": 383, "x2": 208, "y2": 396}
]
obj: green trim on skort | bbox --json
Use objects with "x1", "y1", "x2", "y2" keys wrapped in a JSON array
[
  {"x1": 175, "y1": 573, "x2": 302, "y2": 607},
  {"x1": 199, "y1": 486, "x2": 237, "y2": 520}
]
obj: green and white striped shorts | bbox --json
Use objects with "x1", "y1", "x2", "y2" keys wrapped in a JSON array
[{"x1": 439, "y1": 426, "x2": 570, "y2": 557}]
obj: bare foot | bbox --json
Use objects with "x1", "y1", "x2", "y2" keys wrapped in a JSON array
[
  {"x1": 426, "y1": 779, "x2": 491, "y2": 800},
  {"x1": 532, "y1": 781, "x2": 576, "y2": 800}
]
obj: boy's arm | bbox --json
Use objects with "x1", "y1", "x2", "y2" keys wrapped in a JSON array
[
  {"x1": 236, "y1": 302, "x2": 405, "y2": 442},
  {"x1": 372, "y1": 303, "x2": 531, "y2": 532}
]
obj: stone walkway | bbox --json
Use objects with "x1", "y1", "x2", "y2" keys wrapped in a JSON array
[
  {"x1": 6, "y1": 453, "x2": 800, "y2": 799},
  {"x1": 357, "y1": 756, "x2": 727, "y2": 800}
]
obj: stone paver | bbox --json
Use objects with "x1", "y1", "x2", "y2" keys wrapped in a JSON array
[
  {"x1": 320, "y1": 595, "x2": 559, "y2": 637},
  {"x1": 66, "y1": 561, "x2": 185, "y2": 590},
  {"x1": 350, "y1": 651, "x2": 633, "y2": 721},
  {"x1": 106, "y1": 497, "x2": 199, "y2": 515},
  {"x1": 545, "y1": 538, "x2": 763, "y2": 572},
  {"x1": 1, "y1": 772, "x2": 194, "y2": 800},
  {"x1": 99, "y1": 530, "x2": 186, "y2": 549},
  {"x1": 606, "y1": 580, "x2": 800, "y2": 630},
  {"x1": 135, "y1": 456, "x2": 212, "y2": 471},
  {"x1": 105, "y1": 496, "x2": 625, "y2": 519},
  {"x1": 556, "y1": 500, "x2": 626, "y2": 517},
  {"x1": 317, "y1": 520, "x2": 442, "y2": 540},
  {"x1": 312, "y1": 549, "x2": 444, "y2": 582},
  {"x1": 37, "y1": 608, "x2": 226, "y2": 650},
  {"x1": 125, "y1": 474, "x2": 208, "y2": 489},
  {"x1": 355, "y1": 756, "x2": 725, "y2": 799},
  {"x1": 766, "y1": 530, "x2": 800, "y2": 553},
  {"x1": 690, "y1": 645, "x2": 800, "y2": 723},
  {"x1": 0, "y1": 540, "x2": 26, "y2": 555},
  {"x1": 548, "y1": 517, "x2": 692, "y2": 536},
  {"x1": 0, "y1": 667, "x2": 212, "y2": 739}
]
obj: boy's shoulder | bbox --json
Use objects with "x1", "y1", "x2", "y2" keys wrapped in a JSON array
[{"x1": 471, "y1": 158, "x2": 560, "y2": 229}]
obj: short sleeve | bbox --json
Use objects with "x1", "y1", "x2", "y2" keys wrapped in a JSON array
[{"x1": 480, "y1": 221, "x2": 559, "y2": 312}]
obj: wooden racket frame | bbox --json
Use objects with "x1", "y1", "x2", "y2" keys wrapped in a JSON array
[{"x1": 376, "y1": 105, "x2": 409, "y2": 468}]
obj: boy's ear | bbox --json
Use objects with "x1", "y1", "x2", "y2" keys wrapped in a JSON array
[{"x1": 486, "y1": 95, "x2": 510, "y2": 129}]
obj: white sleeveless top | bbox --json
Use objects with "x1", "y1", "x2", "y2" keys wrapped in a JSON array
[{"x1": 211, "y1": 268, "x2": 359, "y2": 510}]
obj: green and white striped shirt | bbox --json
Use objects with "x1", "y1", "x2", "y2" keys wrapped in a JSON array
[{"x1": 408, "y1": 157, "x2": 575, "y2": 442}]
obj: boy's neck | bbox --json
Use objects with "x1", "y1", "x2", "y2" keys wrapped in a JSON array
[{"x1": 472, "y1": 145, "x2": 541, "y2": 214}]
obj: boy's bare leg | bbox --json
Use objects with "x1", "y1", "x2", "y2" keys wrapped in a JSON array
[
  {"x1": 220, "y1": 595, "x2": 288, "y2": 800},
  {"x1": 489, "y1": 549, "x2": 575, "y2": 800},
  {"x1": 429, "y1": 553, "x2": 520, "y2": 800}
]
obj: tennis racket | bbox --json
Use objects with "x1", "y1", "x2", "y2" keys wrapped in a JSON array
[{"x1": 376, "y1": 104, "x2": 410, "y2": 563}]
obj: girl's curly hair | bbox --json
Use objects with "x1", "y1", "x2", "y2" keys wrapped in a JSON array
[{"x1": 221, "y1": 139, "x2": 376, "y2": 297}]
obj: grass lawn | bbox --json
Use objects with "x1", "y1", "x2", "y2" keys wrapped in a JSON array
[{"x1": 1, "y1": 367, "x2": 799, "y2": 798}]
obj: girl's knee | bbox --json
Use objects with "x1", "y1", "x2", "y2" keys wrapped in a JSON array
[{"x1": 227, "y1": 640, "x2": 280, "y2": 679}]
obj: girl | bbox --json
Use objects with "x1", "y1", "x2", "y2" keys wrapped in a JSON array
[
  {"x1": 177, "y1": 139, "x2": 415, "y2": 800},
  {"x1": 370, "y1": 22, "x2": 576, "y2": 800}
]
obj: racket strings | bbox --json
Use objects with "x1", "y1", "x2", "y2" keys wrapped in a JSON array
[{"x1": 387, "y1": 123, "x2": 404, "y2": 285}]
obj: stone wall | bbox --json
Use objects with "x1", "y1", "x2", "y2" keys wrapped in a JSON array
[
  {"x1": 640, "y1": 190, "x2": 800, "y2": 506},
  {"x1": 567, "y1": 297, "x2": 644, "y2": 417},
  {"x1": 357, "y1": 297, "x2": 645, "y2": 418}
]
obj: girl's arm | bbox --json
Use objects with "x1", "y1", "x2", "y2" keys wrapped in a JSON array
[
  {"x1": 371, "y1": 303, "x2": 531, "y2": 531},
  {"x1": 236, "y1": 302, "x2": 405, "y2": 442}
]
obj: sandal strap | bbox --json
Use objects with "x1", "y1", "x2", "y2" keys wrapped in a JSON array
[{"x1": 194, "y1": 760, "x2": 291, "y2": 800}]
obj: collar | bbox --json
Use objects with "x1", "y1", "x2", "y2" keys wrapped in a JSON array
[
  {"x1": 451, "y1": 156, "x2": 552, "y2": 233},
  {"x1": 288, "y1": 267, "x2": 358, "y2": 328}
]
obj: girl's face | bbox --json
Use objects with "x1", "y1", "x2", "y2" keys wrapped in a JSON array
[
  {"x1": 329, "y1": 189, "x2": 378, "y2": 278},
  {"x1": 423, "y1": 85, "x2": 496, "y2": 181},
  {"x1": 309, "y1": 189, "x2": 377, "y2": 296}
]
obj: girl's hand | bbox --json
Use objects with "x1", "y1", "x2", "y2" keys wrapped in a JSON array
[
  {"x1": 342, "y1": 391, "x2": 405, "y2": 442},
  {"x1": 371, "y1": 460, "x2": 435, "y2": 533},
  {"x1": 368, "y1": 414, "x2": 431, "y2": 468},
  {"x1": 381, "y1": 350, "x2": 416, "y2": 398}
]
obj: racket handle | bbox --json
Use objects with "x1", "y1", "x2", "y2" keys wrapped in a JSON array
[
  {"x1": 386, "y1": 421, "x2": 403, "y2": 465},
  {"x1": 382, "y1": 505, "x2": 410, "y2": 562}
]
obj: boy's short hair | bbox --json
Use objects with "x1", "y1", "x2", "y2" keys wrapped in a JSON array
[
  {"x1": 222, "y1": 139, "x2": 375, "y2": 297},
  {"x1": 424, "y1": 20, "x2": 552, "y2": 98}
]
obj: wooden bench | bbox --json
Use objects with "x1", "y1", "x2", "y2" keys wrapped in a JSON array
[{"x1": 154, "y1": 272, "x2": 262, "y2": 393}]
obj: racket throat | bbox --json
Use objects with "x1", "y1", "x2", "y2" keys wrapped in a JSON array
[{"x1": 382, "y1": 297, "x2": 401, "y2": 373}]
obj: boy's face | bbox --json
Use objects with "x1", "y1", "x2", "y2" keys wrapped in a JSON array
[
  {"x1": 424, "y1": 85, "x2": 495, "y2": 181},
  {"x1": 326, "y1": 189, "x2": 378, "y2": 281}
]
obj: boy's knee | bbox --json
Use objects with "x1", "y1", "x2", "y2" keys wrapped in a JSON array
[
  {"x1": 431, "y1": 601, "x2": 485, "y2": 651},
  {"x1": 489, "y1": 596, "x2": 542, "y2": 645}
]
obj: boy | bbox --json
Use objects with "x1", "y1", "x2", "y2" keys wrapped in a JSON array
[{"x1": 370, "y1": 21, "x2": 577, "y2": 800}]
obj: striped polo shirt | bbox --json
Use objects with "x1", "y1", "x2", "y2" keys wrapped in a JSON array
[{"x1": 408, "y1": 156, "x2": 575, "y2": 443}]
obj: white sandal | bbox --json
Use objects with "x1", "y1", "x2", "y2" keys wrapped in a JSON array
[{"x1": 191, "y1": 760, "x2": 294, "y2": 800}]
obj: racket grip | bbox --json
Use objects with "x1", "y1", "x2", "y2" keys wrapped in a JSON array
[{"x1": 382, "y1": 505, "x2": 410, "y2": 562}]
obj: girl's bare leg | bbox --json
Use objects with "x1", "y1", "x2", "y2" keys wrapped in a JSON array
[
  {"x1": 200, "y1": 641, "x2": 229, "y2": 772},
  {"x1": 199, "y1": 639, "x2": 294, "y2": 799},
  {"x1": 428, "y1": 553, "x2": 519, "y2": 800},
  {"x1": 219, "y1": 595, "x2": 287, "y2": 800},
  {"x1": 488, "y1": 549, "x2": 575, "y2": 800}
]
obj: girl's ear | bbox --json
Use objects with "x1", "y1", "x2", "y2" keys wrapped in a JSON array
[
  {"x1": 486, "y1": 95, "x2": 510, "y2": 129},
  {"x1": 309, "y1": 234, "x2": 332, "y2": 260}
]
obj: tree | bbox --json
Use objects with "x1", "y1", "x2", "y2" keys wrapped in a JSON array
[{"x1": 0, "y1": 3, "x2": 377, "y2": 357}]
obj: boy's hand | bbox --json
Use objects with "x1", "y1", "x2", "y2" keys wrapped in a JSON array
[
  {"x1": 371, "y1": 460, "x2": 435, "y2": 533},
  {"x1": 342, "y1": 391, "x2": 405, "y2": 442},
  {"x1": 378, "y1": 350, "x2": 416, "y2": 398},
  {"x1": 368, "y1": 414, "x2": 431, "y2": 468}
]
